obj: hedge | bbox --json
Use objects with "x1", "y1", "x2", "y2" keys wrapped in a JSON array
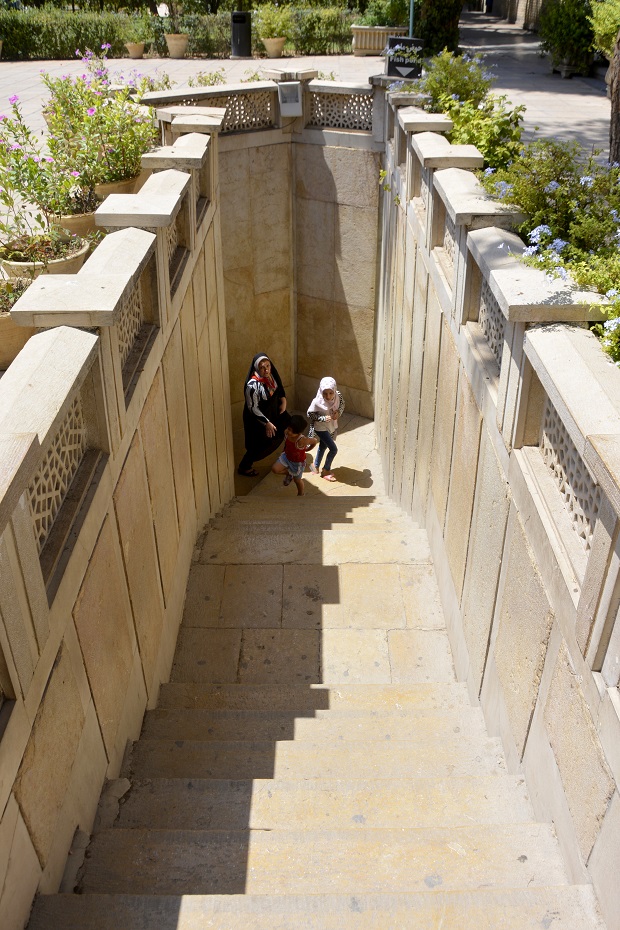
[{"x1": 0, "y1": 8, "x2": 357, "y2": 59}]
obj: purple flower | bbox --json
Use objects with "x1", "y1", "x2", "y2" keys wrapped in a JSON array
[
  {"x1": 544, "y1": 180, "x2": 560, "y2": 193},
  {"x1": 0, "y1": 115, "x2": 6, "y2": 122},
  {"x1": 550, "y1": 238, "x2": 568, "y2": 252},
  {"x1": 70, "y1": 170, "x2": 80, "y2": 177},
  {"x1": 8, "y1": 95, "x2": 18, "y2": 105},
  {"x1": 9, "y1": 142, "x2": 21, "y2": 150},
  {"x1": 87, "y1": 107, "x2": 96, "y2": 116},
  {"x1": 101, "y1": 42, "x2": 111, "y2": 50},
  {"x1": 523, "y1": 245, "x2": 538, "y2": 256},
  {"x1": 32, "y1": 155, "x2": 40, "y2": 162},
  {"x1": 579, "y1": 175, "x2": 594, "y2": 188},
  {"x1": 529, "y1": 224, "x2": 551, "y2": 244}
]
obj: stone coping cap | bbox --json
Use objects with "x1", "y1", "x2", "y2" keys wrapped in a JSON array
[
  {"x1": 156, "y1": 105, "x2": 227, "y2": 126},
  {"x1": 525, "y1": 324, "x2": 620, "y2": 458},
  {"x1": 0, "y1": 327, "x2": 99, "y2": 451},
  {"x1": 468, "y1": 227, "x2": 605, "y2": 322},
  {"x1": 434, "y1": 167, "x2": 525, "y2": 226},
  {"x1": 171, "y1": 114, "x2": 224, "y2": 135},
  {"x1": 264, "y1": 68, "x2": 318, "y2": 82},
  {"x1": 11, "y1": 228, "x2": 156, "y2": 327},
  {"x1": 142, "y1": 133, "x2": 210, "y2": 170},
  {"x1": 95, "y1": 169, "x2": 191, "y2": 227},
  {"x1": 412, "y1": 131, "x2": 483, "y2": 168},
  {"x1": 143, "y1": 85, "x2": 275, "y2": 107},
  {"x1": 308, "y1": 80, "x2": 372, "y2": 95},
  {"x1": 397, "y1": 106, "x2": 452, "y2": 134},
  {"x1": 389, "y1": 91, "x2": 429, "y2": 107},
  {"x1": 0, "y1": 432, "x2": 40, "y2": 537},
  {"x1": 585, "y1": 434, "x2": 620, "y2": 517}
]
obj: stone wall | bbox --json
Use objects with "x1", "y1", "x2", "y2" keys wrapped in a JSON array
[
  {"x1": 0, "y1": 117, "x2": 234, "y2": 930},
  {"x1": 375, "y1": 93, "x2": 620, "y2": 929}
]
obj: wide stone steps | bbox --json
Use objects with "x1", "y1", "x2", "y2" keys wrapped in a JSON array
[
  {"x1": 27, "y1": 419, "x2": 606, "y2": 930},
  {"x1": 80, "y1": 824, "x2": 567, "y2": 895},
  {"x1": 116, "y1": 775, "x2": 533, "y2": 831},
  {"x1": 28, "y1": 887, "x2": 606, "y2": 930}
]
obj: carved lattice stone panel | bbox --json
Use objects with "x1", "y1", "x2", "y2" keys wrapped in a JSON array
[
  {"x1": 28, "y1": 395, "x2": 87, "y2": 553},
  {"x1": 540, "y1": 397, "x2": 602, "y2": 551},
  {"x1": 220, "y1": 93, "x2": 275, "y2": 132},
  {"x1": 166, "y1": 221, "x2": 179, "y2": 266},
  {"x1": 443, "y1": 213, "x2": 456, "y2": 267},
  {"x1": 479, "y1": 277, "x2": 506, "y2": 370},
  {"x1": 308, "y1": 92, "x2": 373, "y2": 131},
  {"x1": 117, "y1": 285, "x2": 144, "y2": 369}
]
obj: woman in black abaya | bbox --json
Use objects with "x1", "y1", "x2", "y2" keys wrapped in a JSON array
[{"x1": 238, "y1": 353, "x2": 291, "y2": 476}]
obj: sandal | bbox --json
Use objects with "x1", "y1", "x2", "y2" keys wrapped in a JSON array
[
  {"x1": 322, "y1": 473, "x2": 337, "y2": 482},
  {"x1": 238, "y1": 467, "x2": 259, "y2": 477}
]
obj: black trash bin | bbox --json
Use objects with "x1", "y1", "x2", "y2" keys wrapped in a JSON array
[{"x1": 231, "y1": 10, "x2": 251, "y2": 59}]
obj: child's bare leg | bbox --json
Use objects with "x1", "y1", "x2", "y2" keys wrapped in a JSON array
[
  {"x1": 294, "y1": 476, "x2": 305, "y2": 496},
  {"x1": 271, "y1": 461, "x2": 287, "y2": 475}
]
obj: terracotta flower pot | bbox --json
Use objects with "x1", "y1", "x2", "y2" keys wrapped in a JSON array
[
  {"x1": 125, "y1": 42, "x2": 145, "y2": 59},
  {"x1": 164, "y1": 33, "x2": 189, "y2": 59},
  {"x1": 0, "y1": 311, "x2": 35, "y2": 370},
  {"x1": 262, "y1": 36, "x2": 286, "y2": 58},
  {"x1": 94, "y1": 175, "x2": 140, "y2": 199},
  {"x1": 56, "y1": 212, "x2": 97, "y2": 237},
  {"x1": 0, "y1": 238, "x2": 90, "y2": 279}
]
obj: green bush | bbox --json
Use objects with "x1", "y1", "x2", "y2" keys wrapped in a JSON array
[
  {"x1": 0, "y1": 8, "x2": 127, "y2": 59},
  {"x1": 412, "y1": 49, "x2": 495, "y2": 108},
  {"x1": 415, "y1": 0, "x2": 462, "y2": 54},
  {"x1": 539, "y1": 0, "x2": 594, "y2": 72},
  {"x1": 589, "y1": 0, "x2": 620, "y2": 58},
  {"x1": 289, "y1": 8, "x2": 353, "y2": 54},
  {"x1": 355, "y1": 0, "x2": 408, "y2": 26},
  {"x1": 439, "y1": 93, "x2": 525, "y2": 169}
]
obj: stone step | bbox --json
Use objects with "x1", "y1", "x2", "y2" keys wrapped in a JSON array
[
  {"x1": 155, "y1": 681, "x2": 472, "y2": 711},
  {"x1": 116, "y1": 774, "x2": 533, "y2": 831},
  {"x1": 198, "y1": 525, "x2": 430, "y2": 565},
  {"x1": 78, "y1": 824, "x2": 568, "y2": 895},
  {"x1": 29, "y1": 887, "x2": 606, "y2": 930},
  {"x1": 212, "y1": 507, "x2": 412, "y2": 528},
  {"x1": 140, "y1": 705, "x2": 488, "y2": 742},
  {"x1": 124, "y1": 736, "x2": 506, "y2": 780}
]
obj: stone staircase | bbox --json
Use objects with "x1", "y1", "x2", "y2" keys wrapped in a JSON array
[{"x1": 29, "y1": 417, "x2": 605, "y2": 929}]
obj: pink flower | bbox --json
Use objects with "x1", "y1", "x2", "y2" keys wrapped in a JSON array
[
  {"x1": 8, "y1": 95, "x2": 18, "y2": 105},
  {"x1": 0, "y1": 115, "x2": 6, "y2": 122},
  {"x1": 71, "y1": 170, "x2": 80, "y2": 177},
  {"x1": 32, "y1": 155, "x2": 40, "y2": 162},
  {"x1": 10, "y1": 143, "x2": 21, "y2": 150},
  {"x1": 87, "y1": 107, "x2": 96, "y2": 116}
]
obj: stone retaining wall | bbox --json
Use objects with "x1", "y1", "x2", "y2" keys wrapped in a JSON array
[{"x1": 375, "y1": 91, "x2": 620, "y2": 929}]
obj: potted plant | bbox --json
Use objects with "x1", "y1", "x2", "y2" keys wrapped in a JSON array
[
  {"x1": 123, "y1": 12, "x2": 155, "y2": 59},
  {"x1": 255, "y1": 3, "x2": 292, "y2": 58},
  {"x1": 0, "y1": 278, "x2": 36, "y2": 369},
  {"x1": 161, "y1": 0, "x2": 189, "y2": 59},
  {"x1": 539, "y1": 0, "x2": 595, "y2": 77},
  {"x1": 351, "y1": 0, "x2": 408, "y2": 56},
  {"x1": 41, "y1": 48, "x2": 158, "y2": 197},
  {"x1": 0, "y1": 96, "x2": 90, "y2": 277}
]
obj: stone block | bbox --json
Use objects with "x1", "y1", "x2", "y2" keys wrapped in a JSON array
[
  {"x1": 219, "y1": 148, "x2": 250, "y2": 190},
  {"x1": 494, "y1": 509, "x2": 554, "y2": 757},
  {"x1": 388, "y1": 628, "x2": 455, "y2": 682},
  {"x1": 139, "y1": 370, "x2": 179, "y2": 603},
  {"x1": 322, "y1": 629, "x2": 391, "y2": 683},
  {"x1": 589, "y1": 789, "x2": 620, "y2": 930},
  {"x1": 399, "y1": 564, "x2": 445, "y2": 630},
  {"x1": 162, "y1": 320, "x2": 194, "y2": 532},
  {"x1": 296, "y1": 199, "x2": 335, "y2": 283},
  {"x1": 220, "y1": 564, "x2": 283, "y2": 628},
  {"x1": 544, "y1": 641, "x2": 614, "y2": 863},
  {"x1": 332, "y1": 304, "x2": 374, "y2": 393},
  {"x1": 180, "y1": 290, "x2": 209, "y2": 515},
  {"x1": 182, "y1": 563, "x2": 226, "y2": 627},
  {"x1": 239, "y1": 629, "x2": 320, "y2": 683},
  {"x1": 113, "y1": 433, "x2": 165, "y2": 696},
  {"x1": 413, "y1": 288, "x2": 441, "y2": 517},
  {"x1": 72, "y1": 515, "x2": 135, "y2": 757},
  {"x1": 461, "y1": 427, "x2": 510, "y2": 692},
  {"x1": 295, "y1": 143, "x2": 339, "y2": 203},
  {"x1": 430, "y1": 318, "x2": 460, "y2": 527},
  {"x1": 14, "y1": 642, "x2": 85, "y2": 864},
  {"x1": 444, "y1": 370, "x2": 482, "y2": 600},
  {"x1": 0, "y1": 795, "x2": 41, "y2": 930},
  {"x1": 297, "y1": 295, "x2": 335, "y2": 380},
  {"x1": 324, "y1": 146, "x2": 380, "y2": 209},
  {"x1": 171, "y1": 628, "x2": 241, "y2": 683},
  {"x1": 249, "y1": 142, "x2": 290, "y2": 183}
]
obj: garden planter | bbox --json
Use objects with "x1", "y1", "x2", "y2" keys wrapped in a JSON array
[
  {"x1": 351, "y1": 24, "x2": 407, "y2": 56},
  {"x1": 262, "y1": 36, "x2": 286, "y2": 58},
  {"x1": 57, "y1": 212, "x2": 97, "y2": 237},
  {"x1": 0, "y1": 311, "x2": 35, "y2": 370},
  {"x1": 164, "y1": 33, "x2": 189, "y2": 59},
  {"x1": 94, "y1": 175, "x2": 140, "y2": 199},
  {"x1": 125, "y1": 42, "x2": 145, "y2": 59},
  {"x1": 0, "y1": 238, "x2": 90, "y2": 279}
]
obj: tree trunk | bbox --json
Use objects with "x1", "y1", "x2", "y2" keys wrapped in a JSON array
[{"x1": 609, "y1": 28, "x2": 620, "y2": 164}]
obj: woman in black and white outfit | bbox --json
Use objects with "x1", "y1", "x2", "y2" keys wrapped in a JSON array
[{"x1": 238, "y1": 353, "x2": 291, "y2": 477}]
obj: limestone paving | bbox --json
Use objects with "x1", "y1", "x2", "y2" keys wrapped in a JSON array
[{"x1": 29, "y1": 417, "x2": 605, "y2": 929}]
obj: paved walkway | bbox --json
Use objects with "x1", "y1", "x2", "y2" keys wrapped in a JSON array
[{"x1": 0, "y1": 11, "x2": 610, "y2": 153}]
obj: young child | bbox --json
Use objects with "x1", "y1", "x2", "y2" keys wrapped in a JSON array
[
  {"x1": 271, "y1": 414, "x2": 318, "y2": 496},
  {"x1": 307, "y1": 376, "x2": 345, "y2": 482}
]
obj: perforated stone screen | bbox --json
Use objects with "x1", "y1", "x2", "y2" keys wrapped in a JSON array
[
  {"x1": 479, "y1": 278, "x2": 506, "y2": 371},
  {"x1": 117, "y1": 285, "x2": 144, "y2": 369},
  {"x1": 307, "y1": 92, "x2": 373, "y2": 132}
]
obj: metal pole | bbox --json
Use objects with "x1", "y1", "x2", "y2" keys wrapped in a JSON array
[{"x1": 409, "y1": 0, "x2": 414, "y2": 36}]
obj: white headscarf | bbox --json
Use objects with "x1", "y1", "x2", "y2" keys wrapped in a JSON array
[{"x1": 308, "y1": 377, "x2": 339, "y2": 416}]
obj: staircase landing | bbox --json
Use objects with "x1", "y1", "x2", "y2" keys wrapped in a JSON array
[{"x1": 29, "y1": 415, "x2": 605, "y2": 929}]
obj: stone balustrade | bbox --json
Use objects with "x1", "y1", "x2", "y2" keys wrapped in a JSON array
[
  {"x1": 0, "y1": 111, "x2": 234, "y2": 930},
  {"x1": 376, "y1": 91, "x2": 620, "y2": 928}
]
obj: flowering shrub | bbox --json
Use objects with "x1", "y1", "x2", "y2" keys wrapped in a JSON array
[
  {"x1": 42, "y1": 47, "x2": 158, "y2": 187},
  {"x1": 254, "y1": 3, "x2": 292, "y2": 39},
  {"x1": 480, "y1": 139, "x2": 620, "y2": 363}
]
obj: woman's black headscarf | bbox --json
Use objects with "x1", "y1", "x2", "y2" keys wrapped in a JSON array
[{"x1": 243, "y1": 353, "x2": 285, "y2": 394}]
